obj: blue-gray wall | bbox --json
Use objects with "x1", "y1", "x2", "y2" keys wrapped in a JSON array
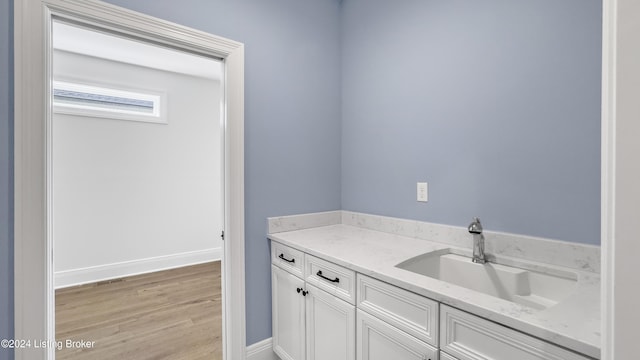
[
  {"x1": 100, "y1": 0, "x2": 343, "y2": 345},
  {"x1": 0, "y1": 0, "x2": 14, "y2": 359},
  {"x1": 341, "y1": 0, "x2": 602, "y2": 245},
  {"x1": 0, "y1": 0, "x2": 603, "y2": 355}
]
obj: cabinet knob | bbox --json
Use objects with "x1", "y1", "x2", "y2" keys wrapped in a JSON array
[
  {"x1": 302, "y1": 290, "x2": 308, "y2": 296},
  {"x1": 296, "y1": 287, "x2": 302, "y2": 293}
]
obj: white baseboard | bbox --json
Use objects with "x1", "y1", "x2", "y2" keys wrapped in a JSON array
[
  {"x1": 55, "y1": 248, "x2": 221, "y2": 289},
  {"x1": 247, "y1": 338, "x2": 277, "y2": 360}
]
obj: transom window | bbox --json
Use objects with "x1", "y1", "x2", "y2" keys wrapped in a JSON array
[{"x1": 53, "y1": 81, "x2": 165, "y2": 124}]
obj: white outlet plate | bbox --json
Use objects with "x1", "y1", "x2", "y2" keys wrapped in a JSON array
[{"x1": 417, "y1": 182, "x2": 428, "y2": 202}]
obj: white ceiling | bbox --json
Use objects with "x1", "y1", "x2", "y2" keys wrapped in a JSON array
[{"x1": 52, "y1": 21, "x2": 222, "y2": 81}]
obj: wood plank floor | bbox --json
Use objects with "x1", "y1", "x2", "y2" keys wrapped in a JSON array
[{"x1": 56, "y1": 262, "x2": 222, "y2": 360}]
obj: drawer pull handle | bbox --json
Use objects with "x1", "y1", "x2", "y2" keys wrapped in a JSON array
[
  {"x1": 316, "y1": 270, "x2": 340, "y2": 283},
  {"x1": 279, "y1": 253, "x2": 295, "y2": 263}
]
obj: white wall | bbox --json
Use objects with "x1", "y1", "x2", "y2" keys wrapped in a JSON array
[{"x1": 53, "y1": 50, "x2": 222, "y2": 287}]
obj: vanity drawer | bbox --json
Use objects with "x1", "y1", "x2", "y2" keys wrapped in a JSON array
[
  {"x1": 305, "y1": 254, "x2": 356, "y2": 305},
  {"x1": 357, "y1": 274, "x2": 438, "y2": 347},
  {"x1": 271, "y1": 241, "x2": 304, "y2": 278},
  {"x1": 440, "y1": 305, "x2": 592, "y2": 360}
]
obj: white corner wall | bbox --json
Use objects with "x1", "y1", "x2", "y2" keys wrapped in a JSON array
[{"x1": 53, "y1": 50, "x2": 222, "y2": 288}]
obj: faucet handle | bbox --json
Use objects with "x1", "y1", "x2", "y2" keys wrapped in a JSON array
[{"x1": 468, "y1": 217, "x2": 483, "y2": 234}]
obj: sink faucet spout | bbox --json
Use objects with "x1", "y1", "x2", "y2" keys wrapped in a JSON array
[{"x1": 468, "y1": 217, "x2": 486, "y2": 264}]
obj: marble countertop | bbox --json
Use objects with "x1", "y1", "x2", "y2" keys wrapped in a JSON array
[{"x1": 268, "y1": 224, "x2": 601, "y2": 359}]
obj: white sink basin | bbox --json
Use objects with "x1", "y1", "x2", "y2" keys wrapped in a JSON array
[{"x1": 396, "y1": 249, "x2": 577, "y2": 310}]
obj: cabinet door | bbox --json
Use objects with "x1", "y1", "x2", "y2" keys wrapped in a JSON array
[
  {"x1": 357, "y1": 309, "x2": 438, "y2": 360},
  {"x1": 305, "y1": 283, "x2": 355, "y2": 360},
  {"x1": 272, "y1": 265, "x2": 306, "y2": 360},
  {"x1": 440, "y1": 352, "x2": 458, "y2": 360}
]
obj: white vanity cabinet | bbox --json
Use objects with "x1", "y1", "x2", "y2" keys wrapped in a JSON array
[
  {"x1": 271, "y1": 242, "x2": 356, "y2": 360},
  {"x1": 271, "y1": 239, "x2": 596, "y2": 360}
]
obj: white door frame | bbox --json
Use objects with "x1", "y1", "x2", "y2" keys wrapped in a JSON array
[
  {"x1": 601, "y1": 0, "x2": 640, "y2": 358},
  {"x1": 13, "y1": 1, "x2": 246, "y2": 359},
  {"x1": 601, "y1": 1, "x2": 615, "y2": 358}
]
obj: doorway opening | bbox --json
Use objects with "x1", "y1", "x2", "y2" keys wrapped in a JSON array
[{"x1": 52, "y1": 19, "x2": 224, "y2": 359}]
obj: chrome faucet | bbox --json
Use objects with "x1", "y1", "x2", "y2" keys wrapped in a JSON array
[{"x1": 468, "y1": 217, "x2": 486, "y2": 264}]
